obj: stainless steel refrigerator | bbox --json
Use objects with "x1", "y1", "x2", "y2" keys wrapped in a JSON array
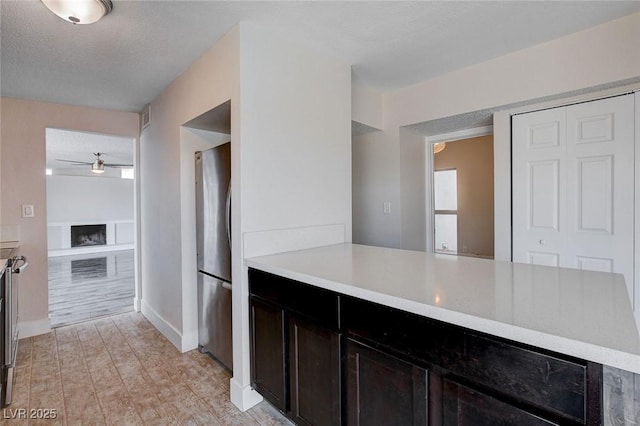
[{"x1": 195, "y1": 143, "x2": 232, "y2": 370}]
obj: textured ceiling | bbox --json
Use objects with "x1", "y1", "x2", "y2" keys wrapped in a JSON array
[{"x1": 2, "y1": 1, "x2": 639, "y2": 113}]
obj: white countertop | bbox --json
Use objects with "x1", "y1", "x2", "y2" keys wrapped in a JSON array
[
  {"x1": 246, "y1": 243, "x2": 640, "y2": 374},
  {"x1": 0, "y1": 241, "x2": 19, "y2": 271},
  {"x1": 0, "y1": 241, "x2": 19, "y2": 250}
]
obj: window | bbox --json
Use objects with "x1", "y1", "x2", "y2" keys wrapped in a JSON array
[{"x1": 434, "y1": 169, "x2": 457, "y2": 254}]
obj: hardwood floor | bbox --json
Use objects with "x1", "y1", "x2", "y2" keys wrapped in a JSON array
[
  {"x1": 48, "y1": 250, "x2": 135, "y2": 327},
  {"x1": 7, "y1": 312, "x2": 291, "y2": 425}
]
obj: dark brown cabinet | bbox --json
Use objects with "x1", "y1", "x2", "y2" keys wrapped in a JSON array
[
  {"x1": 250, "y1": 297, "x2": 287, "y2": 412},
  {"x1": 346, "y1": 339, "x2": 427, "y2": 426},
  {"x1": 248, "y1": 268, "x2": 603, "y2": 426},
  {"x1": 249, "y1": 269, "x2": 342, "y2": 426},
  {"x1": 289, "y1": 315, "x2": 341, "y2": 425}
]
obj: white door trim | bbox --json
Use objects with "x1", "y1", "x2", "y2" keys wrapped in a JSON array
[
  {"x1": 425, "y1": 125, "x2": 493, "y2": 144},
  {"x1": 425, "y1": 125, "x2": 494, "y2": 254}
]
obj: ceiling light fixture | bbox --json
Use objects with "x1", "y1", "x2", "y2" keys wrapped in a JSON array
[
  {"x1": 91, "y1": 159, "x2": 105, "y2": 174},
  {"x1": 433, "y1": 142, "x2": 446, "y2": 154},
  {"x1": 41, "y1": 0, "x2": 113, "y2": 25}
]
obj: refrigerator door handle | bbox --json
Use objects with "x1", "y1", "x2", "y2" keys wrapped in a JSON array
[{"x1": 225, "y1": 182, "x2": 232, "y2": 249}]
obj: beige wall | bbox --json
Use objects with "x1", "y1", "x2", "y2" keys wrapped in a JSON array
[
  {"x1": 434, "y1": 135, "x2": 494, "y2": 257},
  {"x1": 0, "y1": 98, "x2": 139, "y2": 334}
]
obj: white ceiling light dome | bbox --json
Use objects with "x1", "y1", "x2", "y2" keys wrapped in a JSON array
[{"x1": 41, "y1": 0, "x2": 113, "y2": 25}]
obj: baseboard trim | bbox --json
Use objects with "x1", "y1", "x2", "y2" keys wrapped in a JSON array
[
  {"x1": 133, "y1": 297, "x2": 142, "y2": 311},
  {"x1": 230, "y1": 377, "x2": 263, "y2": 411},
  {"x1": 140, "y1": 300, "x2": 183, "y2": 351},
  {"x1": 18, "y1": 318, "x2": 51, "y2": 338}
]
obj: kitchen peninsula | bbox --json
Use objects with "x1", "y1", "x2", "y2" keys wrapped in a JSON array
[{"x1": 246, "y1": 243, "x2": 640, "y2": 425}]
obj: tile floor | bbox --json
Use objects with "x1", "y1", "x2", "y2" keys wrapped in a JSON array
[
  {"x1": 48, "y1": 250, "x2": 135, "y2": 327},
  {"x1": 5, "y1": 312, "x2": 291, "y2": 425}
]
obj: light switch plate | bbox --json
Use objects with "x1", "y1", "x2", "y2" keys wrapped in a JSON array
[{"x1": 22, "y1": 204, "x2": 34, "y2": 218}]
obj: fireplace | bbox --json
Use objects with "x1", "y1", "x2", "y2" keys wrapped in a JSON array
[{"x1": 71, "y1": 224, "x2": 107, "y2": 247}]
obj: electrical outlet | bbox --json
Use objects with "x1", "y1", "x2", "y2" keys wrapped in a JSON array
[{"x1": 383, "y1": 202, "x2": 391, "y2": 214}]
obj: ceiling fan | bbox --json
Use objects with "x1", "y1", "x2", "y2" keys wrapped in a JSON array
[{"x1": 56, "y1": 152, "x2": 133, "y2": 174}]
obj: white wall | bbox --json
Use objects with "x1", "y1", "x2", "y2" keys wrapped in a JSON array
[
  {"x1": 399, "y1": 127, "x2": 427, "y2": 251},
  {"x1": 239, "y1": 26, "x2": 351, "y2": 237},
  {"x1": 235, "y1": 24, "x2": 351, "y2": 408},
  {"x1": 46, "y1": 175, "x2": 133, "y2": 223},
  {"x1": 352, "y1": 130, "x2": 401, "y2": 248},
  {"x1": 0, "y1": 98, "x2": 139, "y2": 338},
  {"x1": 352, "y1": 84, "x2": 383, "y2": 129},
  {"x1": 351, "y1": 12, "x2": 640, "y2": 252}
]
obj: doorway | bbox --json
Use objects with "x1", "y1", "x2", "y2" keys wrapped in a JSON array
[
  {"x1": 45, "y1": 128, "x2": 137, "y2": 327},
  {"x1": 430, "y1": 134, "x2": 494, "y2": 259}
]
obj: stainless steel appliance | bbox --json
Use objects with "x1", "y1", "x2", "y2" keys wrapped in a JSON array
[
  {"x1": 1, "y1": 254, "x2": 28, "y2": 407},
  {"x1": 196, "y1": 143, "x2": 233, "y2": 370}
]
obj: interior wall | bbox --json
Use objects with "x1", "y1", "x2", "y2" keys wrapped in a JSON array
[
  {"x1": 349, "y1": 12, "x2": 640, "y2": 253},
  {"x1": 46, "y1": 175, "x2": 134, "y2": 223},
  {"x1": 138, "y1": 25, "x2": 239, "y2": 350},
  {"x1": 240, "y1": 27, "x2": 351, "y2": 236},
  {"x1": 433, "y1": 135, "x2": 494, "y2": 257},
  {"x1": 0, "y1": 97, "x2": 139, "y2": 336},
  {"x1": 352, "y1": 85, "x2": 383, "y2": 129},
  {"x1": 399, "y1": 127, "x2": 426, "y2": 251},
  {"x1": 237, "y1": 25, "x2": 351, "y2": 407},
  {"x1": 352, "y1": 130, "x2": 401, "y2": 248}
]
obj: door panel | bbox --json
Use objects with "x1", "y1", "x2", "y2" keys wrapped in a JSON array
[
  {"x1": 513, "y1": 107, "x2": 566, "y2": 266},
  {"x1": 250, "y1": 297, "x2": 287, "y2": 412},
  {"x1": 528, "y1": 160, "x2": 560, "y2": 230},
  {"x1": 566, "y1": 95, "x2": 634, "y2": 303},
  {"x1": 575, "y1": 156, "x2": 613, "y2": 233},
  {"x1": 346, "y1": 339, "x2": 427, "y2": 426},
  {"x1": 289, "y1": 315, "x2": 341, "y2": 426},
  {"x1": 513, "y1": 94, "x2": 634, "y2": 305}
]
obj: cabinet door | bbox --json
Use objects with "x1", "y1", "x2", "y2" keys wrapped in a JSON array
[
  {"x1": 346, "y1": 339, "x2": 427, "y2": 426},
  {"x1": 250, "y1": 297, "x2": 287, "y2": 412},
  {"x1": 289, "y1": 315, "x2": 341, "y2": 426},
  {"x1": 441, "y1": 378, "x2": 558, "y2": 426}
]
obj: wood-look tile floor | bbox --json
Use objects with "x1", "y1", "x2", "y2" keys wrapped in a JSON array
[
  {"x1": 48, "y1": 250, "x2": 135, "y2": 327},
  {"x1": 6, "y1": 312, "x2": 291, "y2": 426}
]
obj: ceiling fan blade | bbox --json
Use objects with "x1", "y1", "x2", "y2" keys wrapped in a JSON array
[
  {"x1": 56, "y1": 159, "x2": 93, "y2": 165},
  {"x1": 104, "y1": 163, "x2": 134, "y2": 168}
]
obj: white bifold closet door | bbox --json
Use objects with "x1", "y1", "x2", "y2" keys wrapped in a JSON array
[{"x1": 512, "y1": 94, "x2": 635, "y2": 303}]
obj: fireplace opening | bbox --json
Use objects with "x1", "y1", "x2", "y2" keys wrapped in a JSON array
[{"x1": 71, "y1": 224, "x2": 107, "y2": 247}]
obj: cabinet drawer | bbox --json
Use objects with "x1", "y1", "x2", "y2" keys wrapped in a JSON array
[
  {"x1": 249, "y1": 268, "x2": 340, "y2": 329},
  {"x1": 342, "y1": 296, "x2": 463, "y2": 367},
  {"x1": 462, "y1": 333, "x2": 588, "y2": 424},
  {"x1": 442, "y1": 378, "x2": 558, "y2": 426}
]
